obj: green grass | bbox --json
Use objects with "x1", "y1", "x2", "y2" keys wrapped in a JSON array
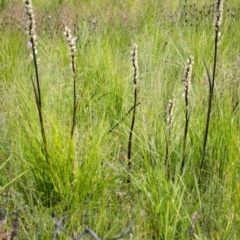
[{"x1": 1, "y1": 0, "x2": 240, "y2": 239}]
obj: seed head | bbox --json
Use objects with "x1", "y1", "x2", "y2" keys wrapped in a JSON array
[
  {"x1": 214, "y1": 0, "x2": 224, "y2": 31},
  {"x1": 167, "y1": 99, "x2": 174, "y2": 127},
  {"x1": 24, "y1": 0, "x2": 38, "y2": 57},
  {"x1": 64, "y1": 26, "x2": 77, "y2": 74},
  {"x1": 182, "y1": 56, "x2": 194, "y2": 103},
  {"x1": 25, "y1": 1, "x2": 36, "y2": 41},
  {"x1": 131, "y1": 44, "x2": 139, "y2": 86}
]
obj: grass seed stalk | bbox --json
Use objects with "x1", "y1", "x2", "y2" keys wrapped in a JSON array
[{"x1": 200, "y1": 0, "x2": 224, "y2": 180}]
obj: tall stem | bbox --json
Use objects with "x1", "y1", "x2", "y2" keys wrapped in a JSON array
[
  {"x1": 199, "y1": 0, "x2": 223, "y2": 182},
  {"x1": 127, "y1": 44, "x2": 139, "y2": 173},
  {"x1": 25, "y1": 0, "x2": 48, "y2": 162}
]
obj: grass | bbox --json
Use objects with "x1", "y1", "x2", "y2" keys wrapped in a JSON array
[{"x1": 1, "y1": 0, "x2": 240, "y2": 239}]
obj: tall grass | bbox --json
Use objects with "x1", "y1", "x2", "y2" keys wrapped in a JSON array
[{"x1": 0, "y1": 0, "x2": 240, "y2": 239}]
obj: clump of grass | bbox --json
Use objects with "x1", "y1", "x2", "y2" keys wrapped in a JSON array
[{"x1": 23, "y1": 0, "x2": 78, "y2": 206}]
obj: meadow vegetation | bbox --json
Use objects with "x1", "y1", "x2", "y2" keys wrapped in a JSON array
[{"x1": 0, "y1": 0, "x2": 240, "y2": 239}]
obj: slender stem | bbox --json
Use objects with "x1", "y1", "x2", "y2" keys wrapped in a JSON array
[
  {"x1": 71, "y1": 68, "x2": 77, "y2": 138},
  {"x1": 200, "y1": 29, "x2": 219, "y2": 172},
  {"x1": 69, "y1": 49, "x2": 78, "y2": 185},
  {"x1": 164, "y1": 133, "x2": 169, "y2": 167},
  {"x1": 164, "y1": 128, "x2": 171, "y2": 179},
  {"x1": 127, "y1": 85, "x2": 137, "y2": 170},
  {"x1": 64, "y1": 27, "x2": 78, "y2": 139},
  {"x1": 181, "y1": 108, "x2": 190, "y2": 173},
  {"x1": 30, "y1": 38, "x2": 48, "y2": 163},
  {"x1": 165, "y1": 99, "x2": 174, "y2": 171},
  {"x1": 25, "y1": 0, "x2": 48, "y2": 162},
  {"x1": 127, "y1": 45, "x2": 139, "y2": 173},
  {"x1": 181, "y1": 56, "x2": 193, "y2": 173},
  {"x1": 199, "y1": 0, "x2": 224, "y2": 181}
]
